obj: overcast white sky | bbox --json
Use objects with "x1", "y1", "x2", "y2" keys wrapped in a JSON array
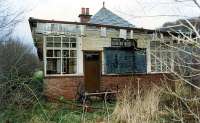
[{"x1": 10, "y1": 0, "x2": 200, "y2": 45}]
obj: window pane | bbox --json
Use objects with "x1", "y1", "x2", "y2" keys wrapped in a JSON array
[
  {"x1": 111, "y1": 40, "x2": 120, "y2": 46},
  {"x1": 62, "y1": 58, "x2": 77, "y2": 74},
  {"x1": 54, "y1": 43, "x2": 61, "y2": 47},
  {"x1": 156, "y1": 65, "x2": 161, "y2": 72},
  {"x1": 162, "y1": 63, "x2": 167, "y2": 72},
  {"x1": 150, "y1": 41, "x2": 157, "y2": 47},
  {"x1": 54, "y1": 37, "x2": 61, "y2": 47},
  {"x1": 71, "y1": 43, "x2": 76, "y2": 48},
  {"x1": 46, "y1": 58, "x2": 61, "y2": 74},
  {"x1": 63, "y1": 43, "x2": 69, "y2": 48},
  {"x1": 167, "y1": 52, "x2": 171, "y2": 70},
  {"x1": 70, "y1": 38, "x2": 76, "y2": 42},
  {"x1": 161, "y1": 43, "x2": 167, "y2": 49},
  {"x1": 70, "y1": 50, "x2": 77, "y2": 57},
  {"x1": 54, "y1": 50, "x2": 61, "y2": 57},
  {"x1": 151, "y1": 65, "x2": 156, "y2": 72},
  {"x1": 62, "y1": 58, "x2": 68, "y2": 74},
  {"x1": 47, "y1": 50, "x2": 53, "y2": 57},
  {"x1": 63, "y1": 37, "x2": 69, "y2": 42},
  {"x1": 69, "y1": 58, "x2": 77, "y2": 74},
  {"x1": 69, "y1": 37, "x2": 76, "y2": 48},
  {"x1": 46, "y1": 42, "x2": 53, "y2": 47},
  {"x1": 54, "y1": 37, "x2": 61, "y2": 43},
  {"x1": 63, "y1": 50, "x2": 69, "y2": 57},
  {"x1": 46, "y1": 37, "x2": 53, "y2": 42}
]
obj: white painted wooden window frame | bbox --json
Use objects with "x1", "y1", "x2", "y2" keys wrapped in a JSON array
[
  {"x1": 43, "y1": 35, "x2": 78, "y2": 76},
  {"x1": 148, "y1": 39, "x2": 174, "y2": 74}
]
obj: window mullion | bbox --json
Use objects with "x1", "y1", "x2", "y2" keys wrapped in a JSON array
[
  {"x1": 61, "y1": 36, "x2": 63, "y2": 75},
  {"x1": 44, "y1": 36, "x2": 47, "y2": 76}
]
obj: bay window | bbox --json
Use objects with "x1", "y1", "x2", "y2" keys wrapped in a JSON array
[{"x1": 45, "y1": 36, "x2": 77, "y2": 75}]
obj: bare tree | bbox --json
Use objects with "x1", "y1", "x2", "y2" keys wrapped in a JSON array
[
  {"x1": 0, "y1": 0, "x2": 25, "y2": 39},
  {"x1": 175, "y1": 0, "x2": 200, "y2": 9},
  {"x1": 152, "y1": 19, "x2": 200, "y2": 122}
]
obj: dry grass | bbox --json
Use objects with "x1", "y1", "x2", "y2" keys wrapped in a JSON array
[{"x1": 111, "y1": 85, "x2": 161, "y2": 123}]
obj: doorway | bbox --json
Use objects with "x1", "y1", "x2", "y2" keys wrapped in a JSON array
[{"x1": 84, "y1": 51, "x2": 101, "y2": 92}]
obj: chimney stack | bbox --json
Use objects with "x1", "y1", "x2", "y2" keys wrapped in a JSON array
[{"x1": 79, "y1": 7, "x2": 92, "y2": 23}]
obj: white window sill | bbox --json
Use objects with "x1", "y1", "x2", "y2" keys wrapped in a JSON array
[{"x1": 45, "y1": 74, "x2": 84, "y2": 77}]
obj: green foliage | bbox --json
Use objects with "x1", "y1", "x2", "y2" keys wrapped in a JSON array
[
  {"x1": 33, "y1": 71, "x2": 43, "y2": 82},
  {"x1": 0, "y1": 100, "x2": 115, "y2": 123},
  {"x1": 59, "y1": 96, "x2": 65, "y2": 103}
]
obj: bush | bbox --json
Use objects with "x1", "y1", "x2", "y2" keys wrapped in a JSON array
[{"x1": 0, "y1": 39, "x2": 42, "y2": 109}]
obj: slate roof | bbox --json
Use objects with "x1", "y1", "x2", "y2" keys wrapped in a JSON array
[{"x1": 89, "y1": 7, "x2": 135, "y2": 28}]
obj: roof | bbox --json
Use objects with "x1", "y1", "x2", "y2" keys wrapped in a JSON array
[
  {"x1": 29, "y1": 17, "x2": 156, "y2": 34},
  {"x1": 29, "y1": 18, "x2": 176, "y2": 36},
  {"x1": 89, "y1": 7, "x2": 134, "y2": 28}
]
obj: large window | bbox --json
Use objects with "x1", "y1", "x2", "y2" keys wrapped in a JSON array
[
  {"x1": 45, "y1": 36, "x2": 77, "y2": 75},
  {"x1": 150, "y1": 40, "x2": 173, "y2": 73},
  {"x1": 104, "y1": 47, "x2": 147, "y2": 74}
]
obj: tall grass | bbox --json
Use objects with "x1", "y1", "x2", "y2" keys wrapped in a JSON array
[{"x1": 111, "y1": 85, "x2": 161, "y2": 123}]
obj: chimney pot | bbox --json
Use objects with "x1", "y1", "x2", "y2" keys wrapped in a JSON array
[
  {"x1": 81, "y1": 8, "x2": 85, "y2": 15},
  {"x1": 86, "y1": 8, "x2": 89, "y2": 15}
]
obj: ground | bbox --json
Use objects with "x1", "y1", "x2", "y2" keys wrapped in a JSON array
[{"x1": 0, "y1": 99, "x2": 115, "y2": 123}]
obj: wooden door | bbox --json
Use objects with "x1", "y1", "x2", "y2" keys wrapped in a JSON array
[{"x1": 84, "y1": 51, "x2": 101, "y2": 92}]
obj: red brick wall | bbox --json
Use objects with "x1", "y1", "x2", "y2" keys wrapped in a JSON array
[
  {"x1": 44, "y1": 76, "x2": 84, "y2": 100},
  {"x1": 101, "y1": 74, "x2": 166, "y2": 91},
  {"x1": 44, "y1": 73, "x2": 171, "y2": 100}
]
